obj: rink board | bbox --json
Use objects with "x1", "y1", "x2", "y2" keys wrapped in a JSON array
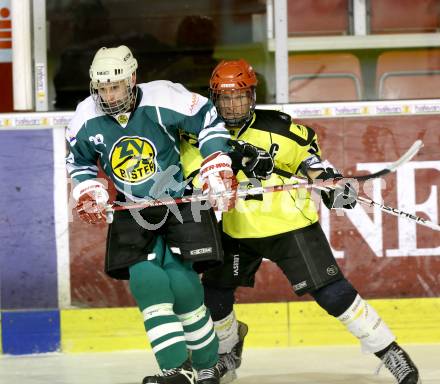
[
  {"x1": 59, "y1": 298, "x2": 440, "y2": 353},
  {"x1": 1, "y1": 298, "x2": 439, "y2": 354}
]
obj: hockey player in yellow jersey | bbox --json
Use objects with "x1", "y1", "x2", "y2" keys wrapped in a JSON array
[{"x1": 180, "y1": 59, "x2": 420, "y2": 384}]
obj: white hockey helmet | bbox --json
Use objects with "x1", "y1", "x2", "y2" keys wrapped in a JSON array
[{"x1": 89, "y1": 45, "x2": 138, "y2": 115}]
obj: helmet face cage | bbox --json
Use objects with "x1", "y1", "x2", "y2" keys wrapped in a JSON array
[
  {"x1": 89, "y1": 46, "x2": 138, "y2": 116},
  {"x1": 209, "y1": 59, "x2": 258, "y2": 127},
  {"x1": 210, "y1": 87, "x2": 256, "y2": 127},
  {"x1": 90, "y1": 78, "x2": 137, "y2": 116}
]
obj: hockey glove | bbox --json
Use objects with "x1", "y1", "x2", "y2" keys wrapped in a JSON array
[
  {"x1": 72, "y1": 179, "x2": 109, "y2": 224},
  {"x1": 228, "y1": 140, "x2": 274, "y2": 180},
  {"x1": 199, "y1": 151, "x2": 238, "y2": 212},
  {"x1": 316, "y1": 168, "x2": 357, "y2": 210}
]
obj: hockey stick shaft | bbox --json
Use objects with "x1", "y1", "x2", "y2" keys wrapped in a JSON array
[
  {"x1": 110, "y1": 139, "x2": 423, "y2": 210},
  {"x1": 354, "y1": 139, "x2": 423, "y2": 181},
  {"x1": 108, "y1": 178, "x2": 332, "y2": 211},
  {"x1": 288, "y1": 175, "x2": 440, "y2": 231},
  {"x1": 356, "y1": 196, "x2": 440, "y2": 231}
]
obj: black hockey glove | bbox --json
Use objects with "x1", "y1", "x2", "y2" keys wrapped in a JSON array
[
  {"x1": 228, "y1": 139, "x2": 274, "y2": 180},
  {"x1": 316, "y1": 168, "x2": 357, "y2": 210}
]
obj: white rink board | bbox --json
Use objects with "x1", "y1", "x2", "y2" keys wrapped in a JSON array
[{"x1": 1, "y1": 99, "x2": 440, "y2": 131}]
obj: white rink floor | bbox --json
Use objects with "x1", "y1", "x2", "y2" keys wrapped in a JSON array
[{"x1": 1, "y1": 345, "x2": 439, "y2": 384}]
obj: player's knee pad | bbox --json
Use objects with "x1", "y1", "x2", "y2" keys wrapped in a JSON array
[
  {"x1": 338, "y1": 294, "x2": 395, "y2": 353},
  {"x1": 310, "y1": 278, "x2": 358, "y2": 317},
  {"x1": 203, "y1": 284, "x2": 235, "y2": 321}
]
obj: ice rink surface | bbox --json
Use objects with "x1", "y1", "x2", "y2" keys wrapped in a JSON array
[{"x1": 1, "y1": 344, "x2": 439, "y2": 384}]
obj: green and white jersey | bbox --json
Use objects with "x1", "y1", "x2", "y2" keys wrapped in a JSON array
[{"x1": 66, "y1": 80, "x2": 230, "y2": 200}]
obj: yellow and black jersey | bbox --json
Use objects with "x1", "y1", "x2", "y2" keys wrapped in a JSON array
[{"x1": 180, "y1": 109, "x2": 321, "y2": 238}]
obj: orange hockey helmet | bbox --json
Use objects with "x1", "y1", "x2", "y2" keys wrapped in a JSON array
[{"x1": 209, "y1": 59, "x2": 258, "y2": 126}]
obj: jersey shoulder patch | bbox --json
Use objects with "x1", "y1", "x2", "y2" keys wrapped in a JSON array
[
  {"x1": 138, "y1": 81, "x2": 209, "y2": 117},
  {"x1": 276, "y1": 111, "x2": 292, "y2": 123}
]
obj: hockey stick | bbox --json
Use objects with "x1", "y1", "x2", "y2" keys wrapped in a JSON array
[
  {"x1": 287, "y1": 175, "x2": 440, "y2": 231},
  {"x1": 107, "y1": 177, "x2": 336, "y2": 212},
  {"x1": 353, "y1": 139, "x2": 423, "y2": 181},
  {"x1": 273, "y1": 139, "x2": 423, "y2": 181}
]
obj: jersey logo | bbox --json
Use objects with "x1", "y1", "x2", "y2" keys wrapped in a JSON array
[
  {"x1": 326, "y1": 265, "x2": 339, "y2": 276},
  {"x1": 233, "y1": 254, "x2": 240, "y2": 276},
  {"x1": 189, "y1": 93, "x2": 199, "y2": 114},
  {"x1": 110, "y1": 136, "x2": 157, "y2": 184},
  {"x1": 116, "y1": 114, "x2": 129, "y2": 126}
]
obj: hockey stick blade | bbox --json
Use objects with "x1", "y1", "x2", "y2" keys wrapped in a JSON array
[
  {"x1": 354, "y1": 139, "x2": 423, "y2": 181},
  {"x1": 272, "y1": 140, "x2": 423, "y2": 181}
]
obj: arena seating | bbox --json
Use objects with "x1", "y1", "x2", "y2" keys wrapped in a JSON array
[
  {"x1": 289, "y1": 53, "x2": 363, "y2": 102},
  {"x1": 376, "y1": 49, "x2": 440, "y2": 99}
]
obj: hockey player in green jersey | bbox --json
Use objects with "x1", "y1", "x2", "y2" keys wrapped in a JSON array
[
  {"x1": 66, "y1": 46, "x2": 273, "y2": 384},
  {"x1": 181, "y1": 59, "x2": 421, "y2": 384}
]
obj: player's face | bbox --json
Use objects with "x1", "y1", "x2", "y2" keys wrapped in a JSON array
[
  {"x1": 97, "y1": 80, "x2": 128, "y2": 106},
  {"x1": 217, "y1": 89, "x2": 251, "y2": 122}
]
